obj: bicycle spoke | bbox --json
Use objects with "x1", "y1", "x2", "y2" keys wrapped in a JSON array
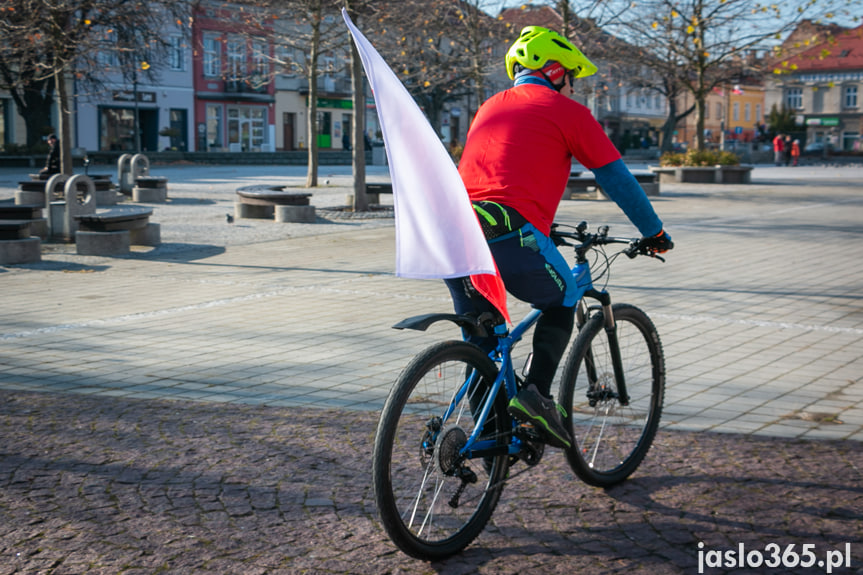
[
  {"x1": 373, "y1": 342, "x2": 509, "y2": 560},
  {"x1": 560, "y1": 304, "x2": 664, "y2": 487}
]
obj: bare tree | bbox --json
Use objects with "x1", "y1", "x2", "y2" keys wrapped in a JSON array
[
  {"x1": 364, "y1": 0, "x2": 503, "y2": 136},
  {"x1": 607, "y1": 0, "x2": 842, "y2": 150},
  {"x1": 265, "y1": 0, "x2": 345, "y2": 188},
  {"x1": 450, "y1": 0, "x2": 512, "y2": 115},
  {"x1": 0, "y1": 0, "x2": 55, "y2": 150},
  {"x1": 0, "y1": 0, "x2": 187, "y2": 172}
]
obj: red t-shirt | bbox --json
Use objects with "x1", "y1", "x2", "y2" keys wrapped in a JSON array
[{"x1": 458, "y1": 84, "x2": 620, "y2": 235}]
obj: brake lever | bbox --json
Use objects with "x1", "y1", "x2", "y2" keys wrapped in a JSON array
[
  {"x1": 624, "y1": 240, "x2": 641, "y2": 259},
  {"x1": 625, "y1": 240, "x2": 666, "y2": 262}
]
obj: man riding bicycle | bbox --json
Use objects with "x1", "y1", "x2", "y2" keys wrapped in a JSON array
[{"x1": 445, "y1": 26, "x2": 672, "y2": 449}]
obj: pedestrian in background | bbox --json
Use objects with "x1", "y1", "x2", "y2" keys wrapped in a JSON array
[
  {"x1": 773, "y1": 134, "x2": 785, "y2": 166},
  {"x1": 39, "y1": 134, "x2": 60, "y2": 178}
]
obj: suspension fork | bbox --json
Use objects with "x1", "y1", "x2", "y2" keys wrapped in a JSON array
[{"x1": 583, "y1": 290, "x2": 630, "y2": 406}]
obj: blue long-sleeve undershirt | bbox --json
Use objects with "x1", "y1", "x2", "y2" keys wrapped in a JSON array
[{"x1": 592, "y1": 159, "x2": 663, "y2": 237}]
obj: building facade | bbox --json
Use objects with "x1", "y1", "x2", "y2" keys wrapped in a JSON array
[
  {"x1": 192, "y1": 2, "x2": 276, "y2": 152},
  {"x1": 766, "y1": 25, "x2": 863, "y2": 151},
  {"x1": 271, "y1": 14, "x2": 358, "y2": 152},
  {"x1": 75, "y1": 27, "x2": 194, "y2": 153},
  {"x1": 675, "y1": 81, "x2": 766, "y2": 149}
]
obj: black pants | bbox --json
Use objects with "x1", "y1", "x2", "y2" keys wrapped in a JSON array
[{"x1": 445, "y1": 222, "x2": 575, "y2": 398}]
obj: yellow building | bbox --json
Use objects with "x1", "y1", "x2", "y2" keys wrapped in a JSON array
[{"x1": 675, "y1": 81, "x2": 766, "y2": 148}]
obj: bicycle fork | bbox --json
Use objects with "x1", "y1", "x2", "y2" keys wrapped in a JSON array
[{"x1": 580, "y1": 292, "x2": 630, "y2": 406}]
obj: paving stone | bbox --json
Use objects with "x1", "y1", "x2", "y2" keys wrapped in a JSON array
[{"x1": 1, "y1": 164, "x2": 862, "y2": 572}]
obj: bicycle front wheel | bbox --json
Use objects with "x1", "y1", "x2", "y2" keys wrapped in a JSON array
[
  {"x1": 372, "y1": 340, "x2": 510, "y2": 560},
  {"x1": 559, "y1": 303, "x2": 665, "y2": 487}
]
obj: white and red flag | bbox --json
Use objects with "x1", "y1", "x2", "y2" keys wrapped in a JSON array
[{"x1": 342, "y1": 9, "x2": 509, "y2": 322}]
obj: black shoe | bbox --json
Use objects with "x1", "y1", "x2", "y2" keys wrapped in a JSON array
[{"x1": 507, "y1": 384, "x2": 572, "y2": 449}]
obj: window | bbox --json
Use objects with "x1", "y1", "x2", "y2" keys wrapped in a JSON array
[
  {"x1": 716, "y1": 102, "x2": 723, "y2": 120},
  {"x1": 169, "y1": 35, "x2": 186, "y2": 71},
  {"x1": 203, "y1": 34, "x2": 221, "y2": 77},
  {"x1": 705, "y1": 102, "x2": 710, "y2": 119},
  {"x1": 228, "y1": 106, "x2": 267, "y2": 151},
  {"x1": 844, "y1": 85, "x2": 858, "y2": 108},
  {"x1": 626, "y1": 91, "x2": 633, "y2": 107},
  {"x1": 755, "y1": 104, "x2": 762, "y2": 122},
  {"x1": 227, "y1": 36, "x2": 246, "y2": 79},
  {"x1": 812, "y1": 87, "x2": 824, "y2": 113},
  {"x1": 277, "y1": 46, "x2": 303, "y2": 76},
  {"x1": 97, "y1": 30, "x2": 120, "y2": 68},
  {"x1": 786, "y1": 87, "x2": 803, "y2": 109},
  {"x1": 252, "y1": 42, "x2": 269, "y2": 76},
  {"x1": 100, "y1": 108, "x2": 136, "y2": 151},
  {"x1": 322, "y1": 50, "x2": 336, "y2": 73},
  {"x1": 733, "y1": 102, "x2": 740, "y2": 122},
  {"x1": 842, "y1": 131, "x2": 859, "y2": 151}
]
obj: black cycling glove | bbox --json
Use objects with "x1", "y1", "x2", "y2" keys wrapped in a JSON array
[{"x1": 642, "y1": 230, "x2": 673, "y2": 254}]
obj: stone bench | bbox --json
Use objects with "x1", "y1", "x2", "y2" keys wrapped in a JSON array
[
  {"x1": 0, "y1": 203, "x2": 43, "y2": 221},
  {"x1": 132, "y1": 176, "x2": 168, "y2": 203},
  {"x1": 566, "y1": 170, "x2": 659, "y2": 200},
  {"x1": 235, "y1": 185, "x2": 315, "y2": 223},
  {"x1": 0, "y1": 220, "x2": 34, "y2": 241},
  {"x1": 0, "y1": 220, "x2": 40, "y2": 264},
  {"x1": 0, "y1": 203, "x2": 47, "y2": 240},
  {"x1": 74, "y1": 206, "x2": 160, "y2": 256},
  {"x1": 365, "y1": 183, "x2": 393, "y2": 204}
]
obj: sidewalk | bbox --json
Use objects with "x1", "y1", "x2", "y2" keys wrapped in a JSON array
[{"x1": 0, "y1": 163, "x2": 861, "y2": 573}]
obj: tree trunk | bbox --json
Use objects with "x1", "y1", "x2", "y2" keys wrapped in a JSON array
[
  {"x1": 695, "y1": 94, "x2": 706, "y2": 151},
  {"x1": 349, "y1": 29, "x2": 368, "y2": 212},
  {"x1": 55, "y1": 68, "x2": 73, "y2": 175},
  {"x1": 305, "y1": 14, "x2": 321, "y2": 188}
]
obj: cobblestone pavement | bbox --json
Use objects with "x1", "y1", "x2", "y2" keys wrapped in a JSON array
[
  {"x1": 1, "y1": 390, "x2": 861, "y2": 575},
  {"x1": 0, "y1": 163, "x2": 862, "y2": 573}
]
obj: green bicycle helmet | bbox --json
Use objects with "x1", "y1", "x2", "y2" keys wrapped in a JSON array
[{"x1": 505, "y1": 26, "x2": 597, "y2": 81}]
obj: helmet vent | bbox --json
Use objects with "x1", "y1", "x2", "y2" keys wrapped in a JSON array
[{"x1": 552, "y1": 39, "x2": 573, "y2": 51}]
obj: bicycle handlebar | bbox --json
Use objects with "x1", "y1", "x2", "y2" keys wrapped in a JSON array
[{"x1": 550, "y1": 221, "x2": 666, "y2": 262}]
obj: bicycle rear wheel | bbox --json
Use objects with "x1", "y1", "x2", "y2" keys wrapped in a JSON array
[
  {"x1": 373, "y1": 340, "x2": 509, "y2": 560},
  {"x1": 559, "y1": 303, "x2": 664, "y2": 487}
]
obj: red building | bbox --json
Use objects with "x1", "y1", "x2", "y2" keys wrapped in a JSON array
[{"x1": 192, "y1": 2, "x2": 276, "y2": 152}]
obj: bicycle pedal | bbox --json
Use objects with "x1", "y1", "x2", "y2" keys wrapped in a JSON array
[{"x1": 515, "y1": 422, "x2": 543, "y2": 441}]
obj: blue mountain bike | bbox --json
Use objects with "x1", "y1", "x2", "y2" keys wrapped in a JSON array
[{"x1": 372, "y1": 221, "x2": 667, "y2": 560}]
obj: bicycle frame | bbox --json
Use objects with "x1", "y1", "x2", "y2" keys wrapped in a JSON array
[{"x1": 452, "y1": 254, "x2": 623, "y2": 461}]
